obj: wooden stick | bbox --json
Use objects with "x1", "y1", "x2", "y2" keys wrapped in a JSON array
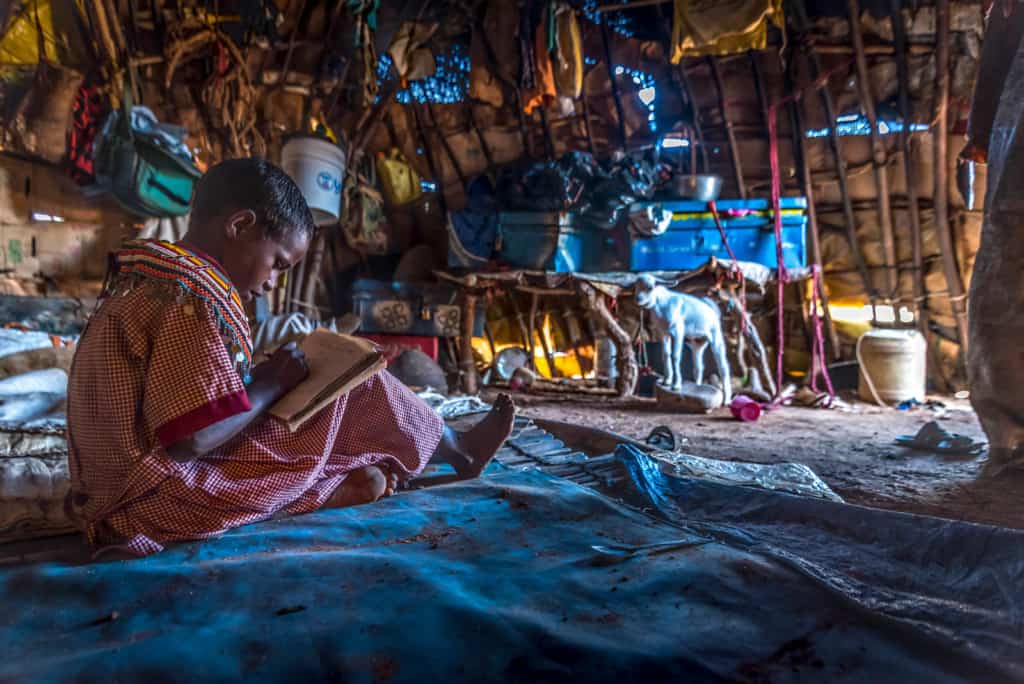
[
  {"x1": 464, "y1": 100, "x2": 494, "y2": 172},
  {"x1": 527, "y1": 292, "x2": 540, "y2": 372},
  {"x1": 676, "y1": 60, "x2": 709, "y2": 171},
  {"x1": 410, "y1": 103, "x2": 449, "y2": 215},
  {"x1": 483, "y1": 320, "x2": 497, "y2": 358},
  {"x1": 847, "y1": 0, "x2": 899, "y2": 300},
  {"x1": 596, "y1": 0, "x2": 669, "y2": 11},
  {"x1": 424, "y1": 102, "x2": 468, "y2": 190},
  {"x1": 580, "y1": 283, "x2": 636, "y2": 397},
  {"x1": 302, "y1": 231, "x2": 327, "y2": 318},
  {"x1": 600, "y1": 22, "x2": 628, "y2": 148},
  {"x1": 811, "y1": 43, "x2": 932, "y2": 56},
  {"x1": 932, "y1": 0, "x2": 969, "y2": 354},
  {"x1": 578, "y1": 28, "x2": 599, "y2": 158},
  {"x1": 538, "y1": 106, "x2": 557, "y2": 160},
  {"x1": 508, "y1": 293, "x2": 533, "y2": 359},
  {"x1": 889, "y1": 0, "x2": 927, "y2": 332},
  {"x1": 579, "y1": 86, "x2": 599, "y2": 157},
  {"x1": 536, "y1": 308, "x2": 559, "y2": 378},
  {"x1": 708, "y1": 56, "x2": 746, "y2": 197},
  {"x1": 460, "y1": 291, "x2": 479, "y2": 394},
  {"x1": 782, "y1": 55, "x2": 841, "y2": 358},
  {"x1": 792, "y1": 4, "x2": 874, "y2": 303}
]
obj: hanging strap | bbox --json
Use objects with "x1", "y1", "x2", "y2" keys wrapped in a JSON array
[
  {"x1": 768, "y1": 106, "x2": 787, "y2": 395},
  {"x1": 707, "y1": 200, "x2": 742, "y2": 272},
  {"x1": 708, "y1": 199, "x2": 748, "y2": 333}
]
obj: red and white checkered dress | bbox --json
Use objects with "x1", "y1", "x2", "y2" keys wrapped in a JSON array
[{"x1": 67, "y1": 248, "x2": 443, "y2": 556}]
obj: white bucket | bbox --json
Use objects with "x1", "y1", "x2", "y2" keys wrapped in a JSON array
[
  {"x1": 856, "y1": 329, "x2": 926, "y2": 405},
  {"x1": 280, "y1": 136, "x2": 346, "y2": 226}
]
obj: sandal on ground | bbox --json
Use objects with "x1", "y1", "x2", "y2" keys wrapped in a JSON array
[{"x1": 894, "y1": 420, "x2": 985, "y2": 456}]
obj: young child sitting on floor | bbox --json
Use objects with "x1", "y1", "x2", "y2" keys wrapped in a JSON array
[{"x1": 66, "y1": 158, "x2": 514, "y2": 556}]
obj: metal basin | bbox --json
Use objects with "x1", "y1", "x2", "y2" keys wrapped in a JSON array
[{"x1": 668, "y1": 174, "x2": 722, "y2": 201}]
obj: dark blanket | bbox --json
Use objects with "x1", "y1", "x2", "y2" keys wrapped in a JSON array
[{"x1": 1, "y1": 452, "x2": 1021, "y2": 682}]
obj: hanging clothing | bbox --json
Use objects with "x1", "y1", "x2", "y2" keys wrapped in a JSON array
[
  {"x1": 670, "y1": 0, "x2": 784, "y2": 62},
  {"x1": 348, "y1": 0, "x2": 381, "y2": 108},
  {"x1": 66, "y1": 240, "x2": 442, "y2": 556},
  {"x1": 387, "y1": 21, "x2": 438, "y2": 85},
  {"x1": 522, "y1": 4, "x2": 557, "y2": 115},
  {"x1": 552, "y1": 2, "x2": 582, "y2": 98},
  {"x1": 469, "y1": 2, "x2": 519, "y2": 108}
]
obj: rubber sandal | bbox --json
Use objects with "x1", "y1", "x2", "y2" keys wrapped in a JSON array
[
  {"x1": 894, "y1": 420, "x2": 985, "y2": 455},
  {"x1": 645, "y1": 425, "x2": 676, "y2": 451}
]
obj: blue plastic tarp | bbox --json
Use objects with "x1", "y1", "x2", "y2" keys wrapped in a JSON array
[{"x1": 1, "y1": 453, "x2": 1021, "y2": 682}]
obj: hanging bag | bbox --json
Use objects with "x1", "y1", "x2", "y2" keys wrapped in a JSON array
[
  {"x1": 93, "y1": 80, "x2": 201, "y2": 217},
  {"x1": 342, "y1": 159, "x2": 391, "y2": 255},
  {"x1": 376, "y1": 148, "x2": 423, "y2": 206}
]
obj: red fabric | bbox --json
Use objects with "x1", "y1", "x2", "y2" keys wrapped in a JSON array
[
  {"x1": 68, "y1": 279, "x2": 443, "y2": 557},
  {"x1": 154, "y1": 389, "x2": 251, "y2": 449},
  {"x1": 358, "y1": 334, "x2": 439, "y2": 361}
]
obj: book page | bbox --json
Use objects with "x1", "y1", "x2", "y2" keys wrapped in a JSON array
[{"x1": 269, "y1": 330, "x2": 381, "y2": 423}]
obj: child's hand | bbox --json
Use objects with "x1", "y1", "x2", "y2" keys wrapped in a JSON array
[{"x1": 255, "y1": 342, "x2": 309, "y2": 395}]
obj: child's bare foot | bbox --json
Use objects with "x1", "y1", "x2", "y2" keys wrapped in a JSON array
[
  {"x1": 434, "y1": 394, "x2": 515, "y2": 479},
  {"x1": 325, "y1": 465, "x2": 389, "y2": 508}
]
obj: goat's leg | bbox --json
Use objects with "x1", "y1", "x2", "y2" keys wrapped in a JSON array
[
  {"x1": 661, "y1": 335, "x2": 673, "y2": 387},
  {"x1": 671, "y1": 330, "x2": 685, "y2": 391},
  {"x1": 690, "y1": 339, "x2": 708, "y2": 385},
  {"x1": 712, "y1": 330, "x2": 732, "y2": 404}
]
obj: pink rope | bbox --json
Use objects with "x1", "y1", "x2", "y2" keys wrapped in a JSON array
[
  {"x1": 707, "y1": 200, "x2": 747, "y2": 332},
  {"x1": 768, "y1": 107, "x2": 787, "y2": 395},
  {"x1": 707, "y1": 200, "x2": 742, "y2": 267}
]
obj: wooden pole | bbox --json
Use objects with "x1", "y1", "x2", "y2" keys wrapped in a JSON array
[
  {"x1": 579, "y1": 80, "x2": 599, "y2": 157},
  {"x1": 301, "y1": 231, "x2": 327, "y2": 318},
  {"x1": 580, "y1": 283, "x2": 636, "y2": 397},
  {"x1": 676, "y1": 60, "x2": 709, "y2": 171},
  {"x1": 536, "y1": 308, "x2": 559, "y2": 378},
  {"x1": 410, "y1": 104, "x2": 449, "y2": 215},
  {"x1": 847, "y1": 0, "x2": 899, "y2": 301},
  {"x1": 464, "y1": 100, "x2": 495, "y2": 172},
  {"x1": 889, "y1": 0, "x2": 927, "y2": 332},
  {"x1": 527, "y1": 292, "x2": 540, "y2": 371},
  {"x1": 793, "y1": 40, "x2": 874, "y2": 304},
  {"x1": 424, "y1": 103, "x2": 468, "y2": 190},
  {"x1": 932, "y1": 0, "x2": 970, "y2": 354},
  {"x1": 600, "y1": 22, "x2": 629, "y2": 148},
  {"x1": 708, "y1": 56, "x2": 746, "y2": 198},
  {"x1": 460, "y1": 290, "x2": 479, "y2": 394},
  {"x1": 508, "y1": 293, "x2": 534, "y2": 365},
  {"x1": 537, "y1": 106, "x2": 557, "y2": 160},
  {"x1": 780, "y1": 55, "x2": 841, "y2": 358}
]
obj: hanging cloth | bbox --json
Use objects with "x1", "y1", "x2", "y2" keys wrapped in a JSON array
[
  {"x1": 670, "y1": 0, "x2": 784, "y2": 62},
  {"x1": 470, "y1": 3, "x2": 520, "y2": 108},
  {"x1": 552, "y1": 2, "x2": 583, "y2": 98},
  {"x1": 348, "y1": 0, "x2": 381, "y2": 108},
  {"x1": 387, "y1": 21, "x2": 438, "y2": 85},
  {"x1": 523, "y1": 4, "x2": 557, "y2": 114}
]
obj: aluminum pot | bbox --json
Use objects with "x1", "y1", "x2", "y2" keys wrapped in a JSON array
[{"x1": 668, "y1": 174, "x2": 722, "y2": 201}]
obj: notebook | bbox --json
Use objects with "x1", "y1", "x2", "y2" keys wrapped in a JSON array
[{"x1": 269, "y1": 329, "x2": 386, "y2": 432}]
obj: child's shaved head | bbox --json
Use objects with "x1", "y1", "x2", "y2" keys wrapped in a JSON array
[{"x1": 190, "y1": 158, "x2": 315, "y2": 242}]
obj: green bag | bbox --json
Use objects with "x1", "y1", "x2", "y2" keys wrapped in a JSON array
[{"x1": 94, "y1": 85, "x2": 201, "y2": 218}]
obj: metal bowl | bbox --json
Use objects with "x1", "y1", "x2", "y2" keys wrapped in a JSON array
[
  {"x1": 668, "y1": 174, "x2": 723, "y2": 201},
  {"x1": 494, "y1": 347, "x2": 531, "y2": 381}
]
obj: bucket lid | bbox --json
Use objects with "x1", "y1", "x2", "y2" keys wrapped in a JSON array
[
  {"x1": 860, "y1": 328, "x2": 924, "y2": 341},
  {"x1": 281, "y1": 134, "x2": 346, "y2": 160}
]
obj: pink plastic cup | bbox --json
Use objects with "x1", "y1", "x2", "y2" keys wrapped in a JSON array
[{"x1": 730, "y1": 395, "x2": 762, "y2": 422}]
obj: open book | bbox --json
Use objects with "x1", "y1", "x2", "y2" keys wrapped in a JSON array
[{"x1": 269, "y1": 329, "x2": 386, "y2": 432}]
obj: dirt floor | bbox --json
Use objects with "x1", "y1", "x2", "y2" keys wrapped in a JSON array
[{"x1": 484, "y1": 389, "x2": 1022, "y2": 530}]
